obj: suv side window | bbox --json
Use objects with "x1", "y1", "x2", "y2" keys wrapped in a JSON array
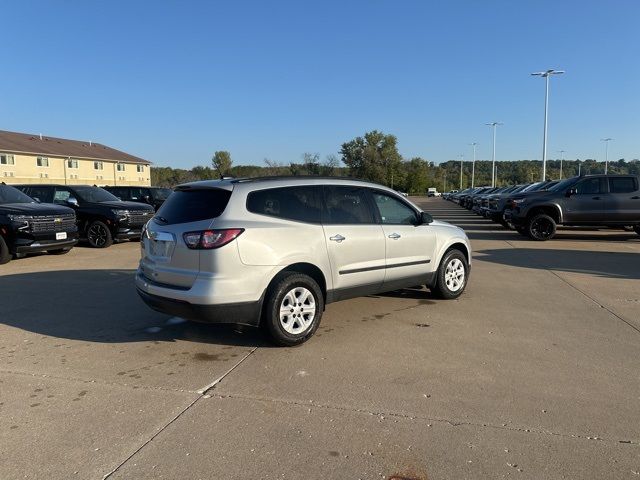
[
  {"x1": 574, "y1": 178, "x2": 603, "y2": 195},
  {"x1": 25, "y1": 186, "x2": 54, "y2": 203},
  {"x1": 323, "y1": 186, "x2": 375, "y2": 225},
  {"x1": 247, "y1": 186, "x2": 322, "y2": 223},
  {"x1": 372, "y1": 192, "x2": 417, "y2": 225},
  {"x1": 609, "y1": 177, "x2": 638, "y2": 193}
]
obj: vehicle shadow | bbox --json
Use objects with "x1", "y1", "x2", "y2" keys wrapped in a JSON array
[
  {"x1": 477, "y1": 248, "x2": 640, "y2": 280},
  {"x1": 0, "y1": 269, "x2": 272, "y2": 347}
]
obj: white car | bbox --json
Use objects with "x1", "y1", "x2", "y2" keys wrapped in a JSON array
[{"x1": 136, "y1": 177, "x2": 471, "y2": 346}]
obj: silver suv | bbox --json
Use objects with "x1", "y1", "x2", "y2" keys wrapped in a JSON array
[{"x1": 136, "y1": 177, "x2": 471, "y2": 346}]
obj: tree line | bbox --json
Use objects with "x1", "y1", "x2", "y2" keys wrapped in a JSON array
[{"x1": 151, "y1": 131, "x2": 640, "y2": 194}]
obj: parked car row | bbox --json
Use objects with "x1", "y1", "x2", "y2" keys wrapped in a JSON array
[
  {"x1": 0, "y1": 184, "x2": 168, "y2": 264},
  {"x1": 443, "y1": 174, "x2": 640, "y2": 240}
]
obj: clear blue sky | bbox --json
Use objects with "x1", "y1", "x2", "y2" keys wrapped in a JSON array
[{"x1": 1, "y1": 0, "x2": 638, "y2": 168}]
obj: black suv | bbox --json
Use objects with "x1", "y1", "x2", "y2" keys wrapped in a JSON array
[
  {"x1": 505, "y1": 174, "x2": 640, "y2": 240},
  {"x1": 103, "y1": 186, "x2": 172, "y2": 211},
  {"x1": 0, "y1": 184, "x2": 78, "y2": 264},
  {"x1": 16, "y1": 185, "x2": 154, "y2": 248}
]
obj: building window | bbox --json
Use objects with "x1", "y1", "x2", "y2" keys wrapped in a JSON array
[
  {"x1": 117, "y1": 163, "x2": 126, "y2": 172},
  {"x1": 94, "y1": 161, "x2": 103, "y2": 170},
  {"x1": 96, "y1": 175, "x2": 103, "y2": 180},
  {"x1": 37, "y1": 156, "x2": 49, "y2": 167},
  {"x1": 3, "y1": 171, "x2": 15, "y2": 177},
  {"x1": 0, "y1": 153, "x2": 15, "y2": 165},
  {"x1": 137, "y1": 165, "x2": 144, "y2": 173},
  {"x1": 68, "y1": 158, "x2": 79, "y2": 169},
  {"x1": 39, "y1": 172, "x2": 49, "y2": 178}
]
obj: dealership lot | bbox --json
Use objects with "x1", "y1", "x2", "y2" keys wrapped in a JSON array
[{"x1": 1, "y1": 197, "x2": 639, "y2": 479}]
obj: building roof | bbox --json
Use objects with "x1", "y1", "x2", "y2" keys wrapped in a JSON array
[{"x1": 0, "y1": 130, "x2": 151, "y2": 165}]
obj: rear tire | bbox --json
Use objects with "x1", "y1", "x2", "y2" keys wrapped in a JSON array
[
  {"x1": 263, "y1": 273, "x2": 323, "y2": 346},
  {"x1": 87, "y1": 221, "x2": 113, "y2": 248},
  {"x1": 526, "y1": 214, "x2": 557, "y2": 241},
  {"x1": 0, "y1": 236, "x2": 11, "y2": 265},
  {"x1": 434, "y1": 249, "x2": 468, "y2": 299}
]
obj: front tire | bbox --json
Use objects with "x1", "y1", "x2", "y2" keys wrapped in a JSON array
[
  {"x1": 0, "y1": 236, "x2": 11, "y2": 265},
  {"x1": 526, "y1": 213, "x2": 557, "y2": 241},
  {"x1": 87, "y1": 221, "x2": 113, "y2": 248},
  {"x1": 263, "y1": 273, "x2": 323, "y2": 346},
  {"x1": 434, "y1": 249, "x2": 468, "y2": 299}
]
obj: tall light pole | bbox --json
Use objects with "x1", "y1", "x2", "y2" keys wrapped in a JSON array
[
  {"x1": 486, "y1": 122, "x2": 502, "y2": 188},
  {"x1": 531, "y1": 69, "x2": 564, "y2": 181},
  {"x1": 558, "y1": 150, "x2": 565, "y2": 179},
  {"x1": 468, "y1": 142, "x2": 478, "y2": 188},
  {"x1": 458, "y1": 154, "x2": 464, "y2": 189},
  {"x1": 601, "y1": 138, "x2": 613, "y2": 174}
]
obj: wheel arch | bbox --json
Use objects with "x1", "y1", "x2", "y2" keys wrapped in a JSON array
[
  {"x1": 526, "y1": 204, "x2": 562, "y2": 224},
  {"x1": 266, "y1": 262, "x2": 328, "y2": 307}
]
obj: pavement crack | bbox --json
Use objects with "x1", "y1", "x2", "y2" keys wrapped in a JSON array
[
  {"x1": 500, "y1": 238, "x2": 640, "y2": 336},
  {"x1": 196, "y1": 346, "x2": 258, "y2": 394},
  {"x1": 205, "y1": 392, "x2": 640, "y2": 446},
  {"x1": 102, "y1": 347, "x2": 259, "y2": 478}
]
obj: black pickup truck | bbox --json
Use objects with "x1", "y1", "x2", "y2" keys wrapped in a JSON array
[
  {"x1": 0, "y1": 184, "x2": 78, "y2": 264},
  {"x1": 504, "y1": 174, "x2": 640, "y2": 240}
]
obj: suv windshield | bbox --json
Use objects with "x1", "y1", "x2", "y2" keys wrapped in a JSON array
[
  {"x1": 72, "y1": 186, "x2": 120, "y2": 203},
  {"x1": 548, "y1": 177, "x2": 579, "y2": 192},
  {"x1": 0, "y1": 185, "x2": 35, "y2": 204}
]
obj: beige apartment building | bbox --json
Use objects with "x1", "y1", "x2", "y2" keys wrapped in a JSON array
[{"x1": 0, "y1": 130, "x2": 151, "y2": 186}]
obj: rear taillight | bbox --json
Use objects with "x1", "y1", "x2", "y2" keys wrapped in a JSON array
[{"x1": 183, "y1": 229, "x2": 244, "y2": 249}]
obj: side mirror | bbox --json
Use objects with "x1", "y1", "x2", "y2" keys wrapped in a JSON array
[
  {"x1": 66, "y1": 197, "x2": 79, "y2": 207},
  {"x1": 419, "y1": 211, "x2": 433, "y2": 225},
  {"x1": 143, "y1": 195, "x2": 152, "y2": 203},
  {"x1": 33, "y1": 197, "x2": 41, "y2": 203},
  {"x1": 566, "y1": 188, "x2": 577, "y2": 197}
]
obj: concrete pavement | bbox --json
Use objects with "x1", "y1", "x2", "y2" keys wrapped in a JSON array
[{"x1": 1, "y1": 198, "x2": 639, "y2": 479}]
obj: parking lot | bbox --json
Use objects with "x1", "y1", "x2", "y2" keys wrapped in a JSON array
[{"x1": 1, "y1": 196, "x2": 639, "y2": 479}]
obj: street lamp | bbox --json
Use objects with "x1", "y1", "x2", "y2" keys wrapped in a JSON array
[
  {"x1": 558, "y1": 150, "x2": 565, "y2": 179},
  {"x1": 458, "y1": 154, "x2": 464, "y2": 189},
  {"x1": 485, "y1": 122, "x2": 502, "y2": 188},
  {"x1": 468, "y1": 142, "x2": 478, "y2": 188},
  {"x1": 531, "y1": 69, "x2": 565, "y2": 181},
  {"x1": 601, "y1": 138, "x2": 613, "y2": 174}
]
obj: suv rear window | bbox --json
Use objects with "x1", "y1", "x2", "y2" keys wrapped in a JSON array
[
  {"x1": 155, "y1": 188, "x2": 231, "y2": 225},
  {"x1": 247, "y1": 186, "x2": 323, "y2": 223}
]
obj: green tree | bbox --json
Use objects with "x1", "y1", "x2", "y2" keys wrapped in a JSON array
[
  {"x1": 340, "y1": 130, "x2": 403, "y2": 187},
  {"x1": 212, "y1": 151, "x2": 233, "y2": 177},
  {"x1": 403, "y1": 157, "x2": 429, "y2": 194}
]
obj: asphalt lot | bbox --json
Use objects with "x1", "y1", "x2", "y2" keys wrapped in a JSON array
[{"x1": 1, "y1": 197, "x2": 639, "y2": 480}]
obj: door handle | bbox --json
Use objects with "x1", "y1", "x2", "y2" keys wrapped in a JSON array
[
  {"x1": 329, "y1": 234, "x2": 345, "y2": 243},
  {"x1": 388, "y1": 233, "x2": 401, "y2": 240},
  {"x1": 631, "y1": 196, "x2": 640, "y2": 200},
  {"x1": 592, "y1": 196, "x2": 601, "y2": 200}
]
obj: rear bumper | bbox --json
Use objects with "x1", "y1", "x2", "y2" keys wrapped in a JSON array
[{"x1": 136, "y1": 288, "x2": 261, "y2": 326}]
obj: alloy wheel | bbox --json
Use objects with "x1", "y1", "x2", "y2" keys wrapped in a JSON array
[
  {"x1": 444, "y1": 258, "x2": 465, "y2": 292},
  {"x1": 88, "y1": 224, "x2": 108, "y2": 247},
  {"x1": 279, "y1": 287, "x2": 316, "y2": 335}
]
